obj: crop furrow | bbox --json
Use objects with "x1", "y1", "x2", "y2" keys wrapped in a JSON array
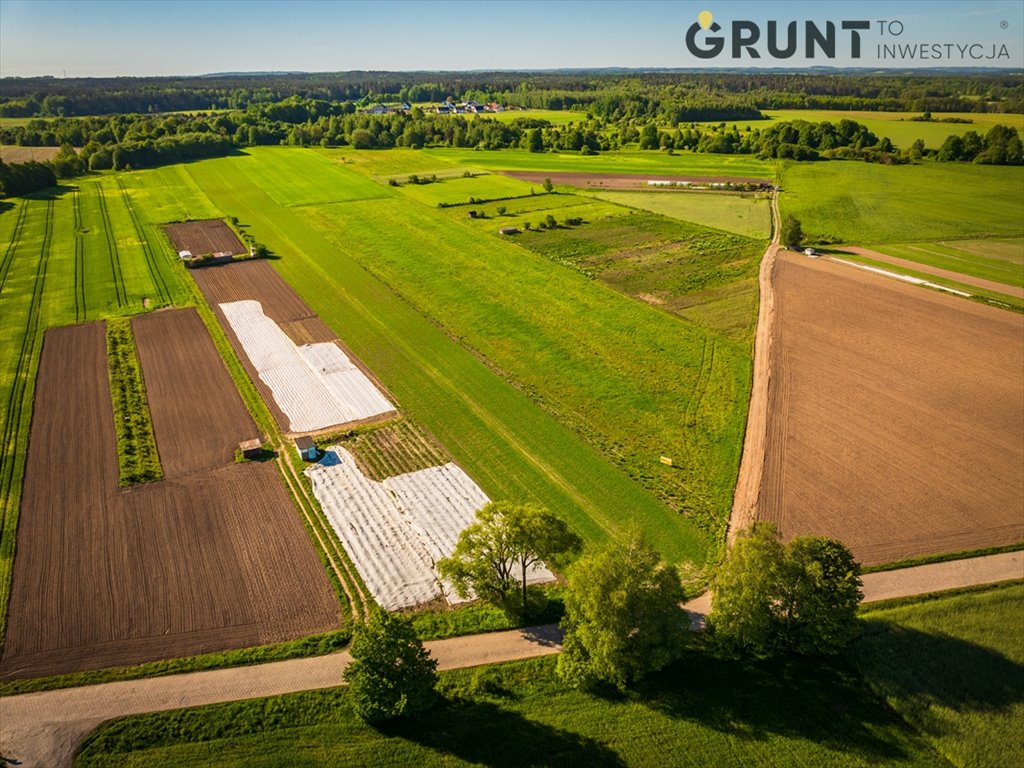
[
  {"x1": 0, "y1": 198, "x2": 54, "y2": 542},
  {"x1": 73, "y1": 189, "x2": 86, "y2": 322},
  {"x1": 117, "y1": 178, "x2": 170, "y2": 304},
  {"x1": 0, "y1": 200, "x2": 29, "y2": 294},
  {"x1": 96, "y1": 184, "x2": 126, "y2": 307}
]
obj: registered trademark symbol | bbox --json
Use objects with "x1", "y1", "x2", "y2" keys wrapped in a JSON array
[{"x1": 1000, "y1": 20, "x2": 1009, "y2": 29}]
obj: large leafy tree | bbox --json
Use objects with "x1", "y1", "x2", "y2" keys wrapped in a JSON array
[
  {"x1": 557, "y1": 533, "x2": 689, "y2": 691},
  {"x1": 343, "y1": 609, "x2": 438, "y2": 723},
  {"x1": 437, "y1": 502, "x2": 581, "y2": 612},
  {"x1": 780, "y1": 214, "x2": 804, "y2": 249},
  {"x1": 710, "y1": 522, "x2": 862, "y2": 657}
]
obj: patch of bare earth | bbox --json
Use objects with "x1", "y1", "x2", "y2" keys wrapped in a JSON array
[
  {"x1": 0, "y1": 316, "x2": 339, "y2": 680},
  {"x1": 757, "y1": 251, "x2": 1024, "y2": 565}
]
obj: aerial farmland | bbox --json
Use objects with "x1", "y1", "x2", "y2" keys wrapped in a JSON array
[{"x1": 0, "y1": 49, "x2": 1022, "y2": 768}]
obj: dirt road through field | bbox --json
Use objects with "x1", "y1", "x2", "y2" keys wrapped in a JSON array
[{"x1": 728, "y1": 189, "x2": 779, "y2": 543}]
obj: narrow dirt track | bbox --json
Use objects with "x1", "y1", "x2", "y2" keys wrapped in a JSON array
[
  {"x1": 727, "y1": 189, "x2": 779, "y2": 543},
  {"x1": 2, "y1": 554, "x2": 1020, "y2": 768}
]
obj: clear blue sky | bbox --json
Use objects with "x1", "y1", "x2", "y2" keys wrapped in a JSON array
[{"x1": 1, "y1": 0, "x2": 1021, "y2": 77}]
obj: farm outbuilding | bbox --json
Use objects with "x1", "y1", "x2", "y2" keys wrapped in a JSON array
[
  {"x1": 295, "y1": 436, "x2": 318, "y2": 461},
  {"x1": 239, "y1": 438, "x2": 262, "y2": 459}
]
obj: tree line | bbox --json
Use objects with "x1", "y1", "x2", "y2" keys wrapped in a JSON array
[
  {"x1": 1, "y1": 100, "x2": 1019, "y2": 187},
  {"x1": 2, "y1": 70, "x2": 1020, "y2": 118},
  {"x1": 344, "y1": 501, "x2": 863, "y2": 723}
]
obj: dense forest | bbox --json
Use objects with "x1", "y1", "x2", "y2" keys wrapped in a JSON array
[{"x1": 2, "y1": 70, "x2": 1022, "y2": 117}]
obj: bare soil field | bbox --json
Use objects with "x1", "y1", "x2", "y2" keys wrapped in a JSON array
[
  {"x1": 163, "y1": 219, "x2": 245, "y2": 256},
  {"x1": 0, "y1": 322, "x2": 339, "y2": 680},
  {"x1": 503, "y1": 170, "x2": 771, "y2": 189},
  {"x1": 0, "y1": 145, "x2": 64, "y2": 163},
  {"x1": 133, "y1": 308, "x2": 259, "y2": 478},
  {"x1": 191, "y1": 260, "x2": 396, "y2": 434},
  {"x1": 757, "y1": 251, "x2": 1024, "y2": 565}
]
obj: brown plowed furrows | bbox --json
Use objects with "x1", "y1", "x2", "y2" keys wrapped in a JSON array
[
  {"x1": 163, "y1": 219, "x2": 245, "y2": 256},
  {"x1": 190, "y1": 259, "x2": 398, "y2": 434},
  {"x1": 758, "y1": 251, "x2": 1024, "y2": 565},
  {"x1": 133, "y1": 308, "x2": 259, "y2": 478},
  {"x1": 190, "y1": 259, "x2": 317, "y2": 325},
  {"x1": 1, "y1": 323, "x2": 339, "y2": 680},
  {"x1": 503, "y1": 170, "x2": 772, "y2": 189}
]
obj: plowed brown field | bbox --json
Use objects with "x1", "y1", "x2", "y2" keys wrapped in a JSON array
[
  {"x1": 191, "y1": 260, "x2": 396, "y2": 434},
  {"x1": 758, "y1": 252, "x2": 1024, "y2": 565},
  {"x1": 133, "y1": 308, "x2": 259, "y2": 478},
  {"x1": 0, "y1": 321, "x2": 339, "y2": 680},
  {"x1": 163, "y1": 219, "x2": 245, "y2": 256}
]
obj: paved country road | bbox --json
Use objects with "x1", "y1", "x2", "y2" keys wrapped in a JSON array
[{"x1": 2, "y1": 552, "x2": 1020, "y2": 768}]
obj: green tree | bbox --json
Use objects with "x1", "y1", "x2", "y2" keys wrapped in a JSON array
[
  {"x1": 780, "y1": 214, "x2": 803, "y2": 249},
  {"x1": 542, "y1": 176, "x2": 553, "y2": 192},
  {"x1": 343, "y1": 609, "x2": 438, "y2": 723},
  {"x1": 638, "y1": 123, "x2": 660, "y2": 150},
  {"x1": 527, "y1": 128, "x2": 544, "y2": 153},
  {"x1": 710, "y1": 522, "x2": 862, "y2": 657},
  {"x1": 557, "y1": 533, "x2": 689, "y2": 691},
  {"x1": 437, "y1": 501, "x2": 581, "y2": 612}
]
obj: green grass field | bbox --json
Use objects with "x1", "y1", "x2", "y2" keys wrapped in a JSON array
[
  {"x1": 780, "y1": 161, "x2": 1024, "y2": 244},
  {"x1": 178, "y1": 153, "x2": 731, "y2": 559},
  {"x1": 74, "y1": 650, "x2": 948, "y2": 768},
  {"x1": 394, "y1": 172, "x2": 539, "y2": 206},
  {"x1": 588, "y1": 190, "x2": 771, "y2": 239},
  {"x1": 849, "y1": 582, "x2": 1024, "y2": 768},
  {"x1": 421, "y1": 147, "x2": 777, "y2": 179},
  {"x1": 233, "y1": 147, "x2": 393, "y2": 206},
  {"x1": 869, "y1": 239, "x2": 1024, "y2": 289}
]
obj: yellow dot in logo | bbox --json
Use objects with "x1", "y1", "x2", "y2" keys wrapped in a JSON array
[{"x1": 698, "y1": 10, "x2": 713, "y2": 30}]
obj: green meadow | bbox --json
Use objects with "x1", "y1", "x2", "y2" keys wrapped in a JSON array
[
  {"x1": 420, "y1": 147, "x2": 777, "y2": 179},
  {"x1": 850, "y1": 583, "x2": 1024, "y2": 768},
  {"x1": 394, "y1": 171, "x2": 537, "y2": 206},
  {"x1": 870, "y1": 239, "x2": 1024, "y2": 289},
  {"x1": 588, "y1": 190, "x2": 772, "y2": 239},
  {"x1": 780, "y1": 160, "x2": 1024, "y2": 244}
]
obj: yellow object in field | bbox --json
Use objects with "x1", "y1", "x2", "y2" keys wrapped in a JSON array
[{"x1": 660, "y1": 456, "x2": 673, "y2": 466}]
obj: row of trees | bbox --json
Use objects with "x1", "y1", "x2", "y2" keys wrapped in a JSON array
[
  {"x1": 3, "y1": 71, "x2": 1020, "y2": 118},
  {"x1": 0, "y1": 159, "x2": 56, "y2": 197},
  {"x1": 345, "y1": 502, "x2": 863, "y2": 722}
]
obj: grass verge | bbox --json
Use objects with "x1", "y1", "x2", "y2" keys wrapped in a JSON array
[
  {"x1": 106, "y1": 317, "x2": 162, "y2": 486},
  {"x1": 849, "y1": 581, "x2": 1024, "y2": 768},
  {"x1": 74, "y1": 646, "x2": 945, "y2": 768},
  {"x1": 862, "y1": 542, "x2": 1024, "y2": 574}
]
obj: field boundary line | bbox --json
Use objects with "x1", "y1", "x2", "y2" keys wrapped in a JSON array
[
  {"x1": 0, "y1": 199, "x2": 28, "y2": 294},
  {"x1": 95, "y1": 184, "x2": 126, "y2": 307},
  {"x1": 116, "y1": 178, "x2": 171, "y2": 305},
  {"x1": 727, "y1": 189, "x2": 779, "y2": 546}
]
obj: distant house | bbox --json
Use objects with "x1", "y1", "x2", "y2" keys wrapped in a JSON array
[
  {"x1": 803, "y1": 248, "x2": 817, "y2": 257},
  {"x1": 178, "y1": 250, "x2": 193, "y2": 260},
  {"x1": 366, "y1": 104, "x2": 388, "y2": 115},
  {"x1": 499, "y1": 227, "x2": 520, "y2": 235},
  {"x1": 295, "y1": 436, "x2": 318, "y2": 461},
  {"x1": 400, "y1": 102, "x2": 412, "y2": 110}
]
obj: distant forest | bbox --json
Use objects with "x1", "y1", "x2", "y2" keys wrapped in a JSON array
[
  {"x1": 2, "y1": 70, "x2": 1022, "y2": 118},
  {"x1": 1, "y1": 71, "x2": 1021, "y2": 195}
]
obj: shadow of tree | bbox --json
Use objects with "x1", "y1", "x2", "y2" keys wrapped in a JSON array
[
  {"x1": 636, "y1": 648, "x2": 926, "y2": 763},
  {"x1": 848, "y1": 620, "x2": 1024, "y2": 736},
  {"x1": 379, "y1": 698, "x2": 625, "y2": 768}
]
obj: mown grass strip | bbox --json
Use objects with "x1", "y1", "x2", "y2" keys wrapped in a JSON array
[
  {"x1": 73, "y1": 188, "x2": 86, "y2": 322},
  {"x1": 116, "y1": 177, "x2": 171, "y2": 305},
  {"x1": 106, "y1": 317, "x2": 162, "y2": 486},
  {"x1": 95, "y1": 184, "x2": 127, "y2": 307},
  {"x1": 0, "y1": 197, "x2": 28, "y2": 292}
]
